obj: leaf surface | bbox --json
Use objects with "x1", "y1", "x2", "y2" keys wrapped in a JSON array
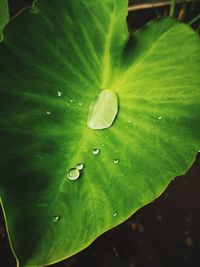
[{"x1": 0, "y1": 0, "x2": 200, "y2": 266}]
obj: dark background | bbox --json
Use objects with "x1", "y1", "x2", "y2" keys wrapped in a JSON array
[{"x1": 1, "y1": 1, "x2": 200, "y2": 267}]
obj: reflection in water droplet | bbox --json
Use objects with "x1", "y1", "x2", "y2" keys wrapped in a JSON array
[
  {"x1": 67, "y1": 168, "x2": 80, "y2": 180},
  {"x1": 77, "y1": 163, "x2": 84, "y2": 170},
  {"x1": 52, "y1": 216, "x2": 60, "y2": 223},
  {"x1": 114, "y1": 159, "x2": 119, "y2": 164},
  {"x1": 57, "y1": 91, "x2": 62, "y2": 97},
  {"x1": 158, "y1": 116, "x2": 162, "y2": 120},
  {"x1": 113, "y1": 212, "x2": 117, "y2": 217},
  {"x1": 87, "y1": 89, "x2": 118, "y2": 130},
  {"x1": 92, "y1": 148, "x2": 100, "y2": 155},
  {"x1": 46, "y1": 111, "x2": 51, "y2": 115}
]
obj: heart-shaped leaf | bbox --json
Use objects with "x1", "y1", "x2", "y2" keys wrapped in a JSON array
[
  {"x1": 0, "y1": 0, "x2": 9, "y2": 41},
  {"x1": 0, "y1": 0, "x2": 200, "y2": 266}
]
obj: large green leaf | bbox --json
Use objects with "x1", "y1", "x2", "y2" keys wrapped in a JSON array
[
  {"x1": 0, "y1": 0, "x2": 9, "y2": 41},
  {"x1": 0, "y1": 0, "x2": 200, "y2": 266}
]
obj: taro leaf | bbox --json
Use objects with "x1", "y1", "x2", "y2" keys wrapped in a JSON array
[
  {"x1": 0, "y1": 0, "x2": 200, "y2": 266},
  {"x1": 0, "y1": 0, "x2": 9, "y2": 41}
]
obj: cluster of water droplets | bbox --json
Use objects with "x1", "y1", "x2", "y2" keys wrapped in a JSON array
[{"x1": 67, "y1": 162, "x2": 84, "y2": 181}]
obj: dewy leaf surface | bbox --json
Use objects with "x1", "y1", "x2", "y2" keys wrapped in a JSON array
[
  {"x1": 0, "y1": 0, "x2": 200, "y2": 266},
  {"x1": 0, "y1": 0, "x2": 9, "y2": 41}
]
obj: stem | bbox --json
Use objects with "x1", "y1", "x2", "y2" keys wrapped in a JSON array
[
  {"x1": 188, "y1": 13, "x2": 200, "y2": 25},
  {"x1": 128, "y1": 0, "x2": 199, "y2": 12},
  {"x1": 169, "y1": 0, "x2": 176, "y2": 17}
]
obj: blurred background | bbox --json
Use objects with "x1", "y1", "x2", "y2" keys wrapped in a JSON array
[{"x1": 1, "y1": 1, "x2": 200, "y2": 266}]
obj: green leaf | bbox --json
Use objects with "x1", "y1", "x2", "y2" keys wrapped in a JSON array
[
  {"x1": 0, "y1": 0, "x2": 200, "y2": 266},
  {"x1": 0, "y1": 0, "x2": 9, "y2": 41}
]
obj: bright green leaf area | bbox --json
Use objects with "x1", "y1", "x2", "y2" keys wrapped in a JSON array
[
  {"x1": 0, "y1": 0, "x2": 9, "y2": 41},
  {"x1": 0, "y1": 0, "x2": 200, "y2": 266}
]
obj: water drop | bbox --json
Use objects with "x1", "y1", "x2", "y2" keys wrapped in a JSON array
[
  {"x1": 158, "y1": 116, "x2": 162, "y2": 120},
  {"x1": 92, "y1": 148, "x2": 100, "y2": 155},
  {"x1": 52, "y1": 216, "x2": 60, "y2": 223},
  {"x1": 113, "y1": 212, "x2": 117, "y2": 217},
  {"x1": 46, "y1": 111, "x2": 51, "y2": 115},
  {"x1": 57, "y1": 91, "x2": 62, "y2": 97},
  {"x1": 77, "y1": 163, "x2": 84, "y2": 170},
  {"x1": 114, "y1": 159, "x2": 119, "y2": 164},
  {"x1": 87, "y1": 89, "x2": 118, "y2": 130},
  {"x1": 128, "y1": 120, "x2": 132, "y2": 124},
  {"x1": 30, "y1": 5, "x2": 39, "y2": 14},
  {"x1": 69, "y1": 99, "x2": 75, "y2": 103},
  {"x1": 78, "y1": 102, "x2": 83, "y2": 106},
  {"x1": 67, "y1": 168, "x2": 80, "y2": 181}
]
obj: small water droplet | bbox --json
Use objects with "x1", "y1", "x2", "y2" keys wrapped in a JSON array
[
  {"x1": 92, "y1": 148, "x2": 100, "y2": 155},
  {"x1": 113, "y1": 212, "x2": 117, "y2": 217},
  {"x1": 57, "y1": 91, "x2": 62, "y2": 97},
  {"x1": 158, "y1": 116, "x2": 162, "y2": 120},
  {"x1": 52, "y1": 216, "x2": 60, "y2": 223},
  {"x1": 77, "y1": 163, "x2": 84, "y2": 170},
  {"x1": 46, "y1": 111, "x2": 51, "y2": 115},
  {"x1": 69, "y1": 99, "x2": 75, "y2": 103},
  {"x1": 114, "y1": 159, "x2": 119, "y2": 164},
  {"x1": 67, "y1": 168, "x2": 80, "y2": 181},
  {"x1": 30, "y1": 5, "x2": 40, "y2": 14},
  {"x1": 78, "y1": 102, "x2": 83, "y2": 106}
]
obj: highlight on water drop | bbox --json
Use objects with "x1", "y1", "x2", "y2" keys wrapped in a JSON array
[
  {"x1": 67, "y1": 168, "x2": 80, "y2": 181},
  {"x1": 92, "y1": 148, "x2": 100, "y2": 155}
]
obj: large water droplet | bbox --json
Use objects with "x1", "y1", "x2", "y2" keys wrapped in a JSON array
[
  {"x1": 92, "y1": 148, "x2": 100, "y2": 155},
  {"x1": 67, "y1": 168, "x2": 80, "y2": 181},
  {"x1": 77, "y1": 163, "x2": 84, "y2": 170},
  {"x1": 52, "y1": 216, "x2": 60, "y2": 223},
  {"x1": 87, "y1": 89, "x2": 118, "y2": 130}
]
